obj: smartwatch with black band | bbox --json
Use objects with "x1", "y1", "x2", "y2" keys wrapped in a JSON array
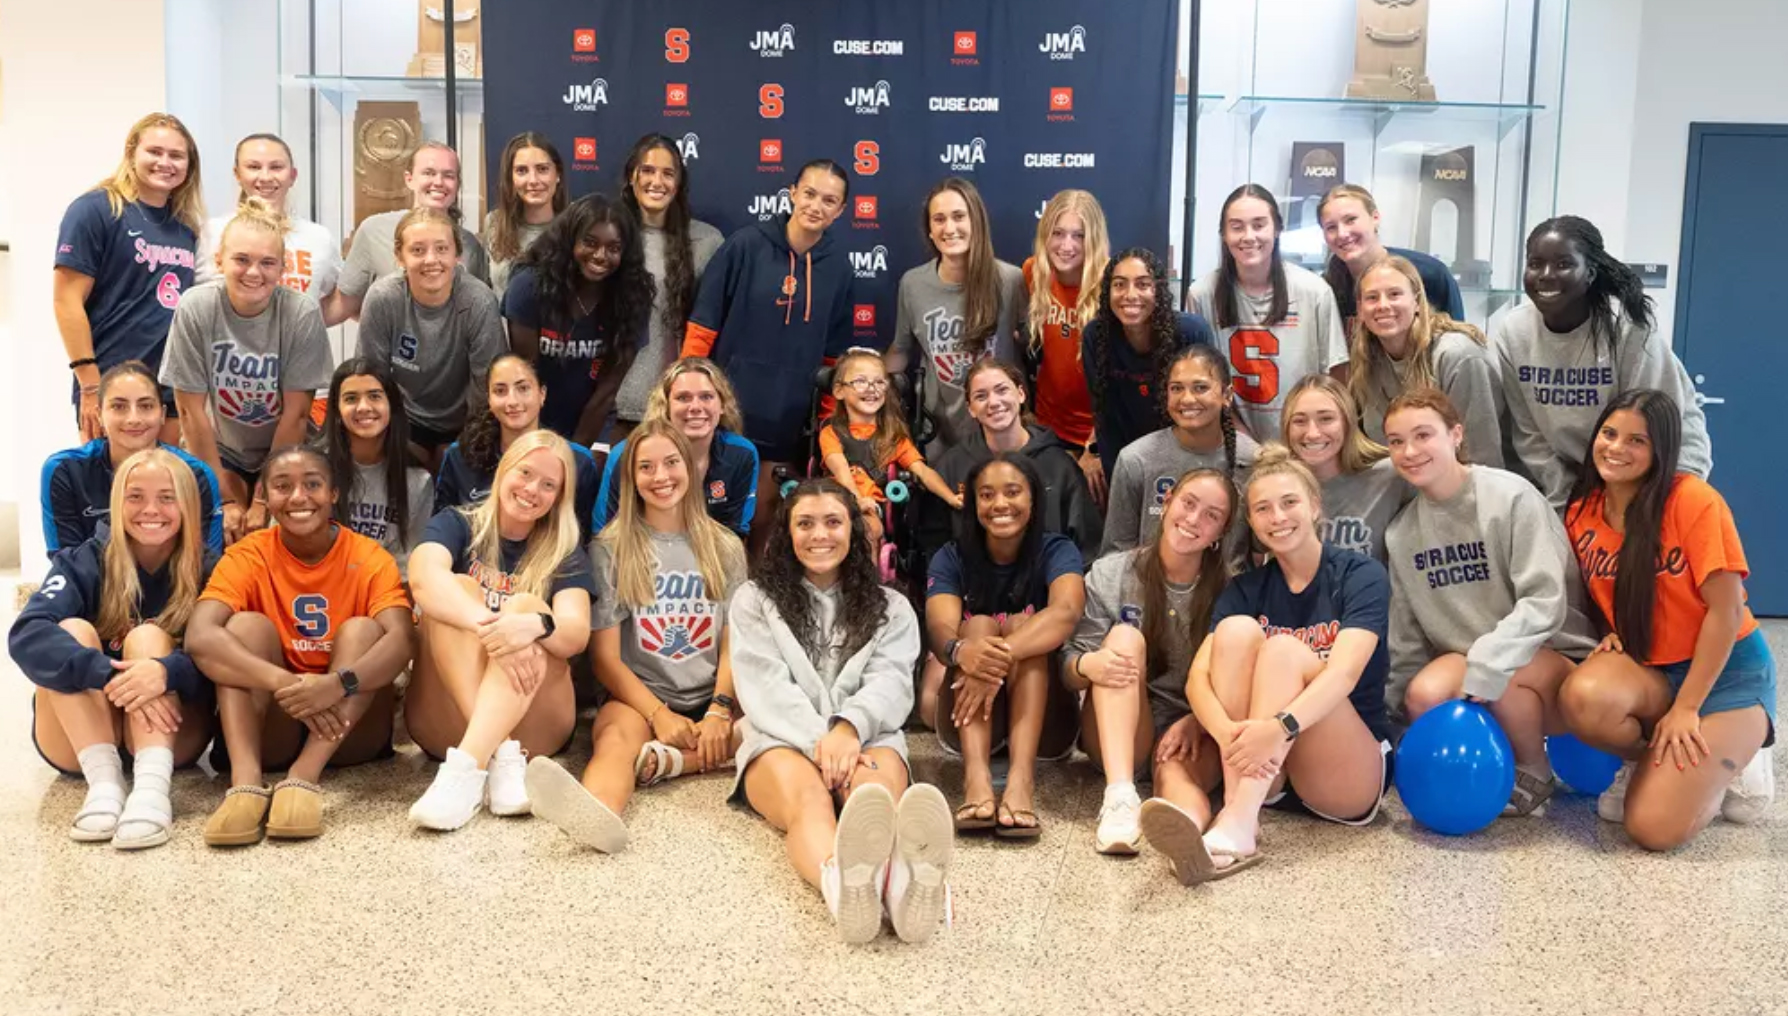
[
  {"x1": 1275, "y1": 711, "x2": 1300, "y2": 742},
  {"x1": 338, "y1": 669, "x2": 360, "y2": 698},
  {"x1": 537, "y1": 612, "x2": 557, "y2": 640}
]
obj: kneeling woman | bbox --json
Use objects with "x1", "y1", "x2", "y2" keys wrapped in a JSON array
[
  {"x1": 11, "y1": 449, "x2": 217, "y2": 848},
  {"x1": 731, "y1": 479, "x2": 954, "y2": 945},
  {"x1": 927, "y1": 453, "x2": 1086, "y2": 838},
  {"x1": 1384, "y1": 390, "x2": 1596, "y2": 817},
  {"x1": 526, "y1": 421, "x2": 747, "y2": 852},
  {"x1": 1067, "y1": 468, "x2": 1234, "y2": 859},
  {"x1": 1181, "y1": 444, "x2": 1394, "y2": 879},
  {"x1": 406, "y1": 430, "x2": 595, "y2": 831},
  {"x1": 1561, "y1": 390, "x2": 1775, "y2": 850},
  {"x1": 186, "y1": 446, "x2": 414, "y2": 846}
]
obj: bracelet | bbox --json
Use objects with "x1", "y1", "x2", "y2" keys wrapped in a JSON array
[
  {"x1": 69, "y1": 357, "x2": 98, "y2": 370},
  {"x1": 704, "y1": 707, "x2": 731, "y2": 721},
  {"x1": 1073, "y1": 653, "x2": 1087, "y2": 679},
  {"x1": 645, "y1": 702, "x2": 665, "y2": 725},
  {"x1": 79, "y1": 384, "x2": 101, "y2": 396},
  {"x1": 944, "y1": 638, "x2": 962, "y2": 667}
]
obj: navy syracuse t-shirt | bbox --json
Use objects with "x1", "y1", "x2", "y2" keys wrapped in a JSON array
[
  {"x1": 421, "y1": 507, "x2": 596, "y2": 612},
  {"x1": 55, "y1": 189, "x2": 198, "y2": 377},
  {"x1": 927, "y1": 532, "x2": 1085, "y2": 618},
  {"x1": 1211, "y1": 543, "x2": 1392, "y2": 743},
  {"x1": 1082, "y1": 310, "x2": 1217, "y2": 477}
]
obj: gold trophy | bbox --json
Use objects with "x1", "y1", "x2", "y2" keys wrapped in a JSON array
[
  {"x1": 1345, "y1": 0, "x2": 1436, "y2": 101},
  {"x1": 407, "y1": 0, "x2": 482, "y2": 78},
  {"x1": 352, "y1": 101, "x2": 421, "y2": 233}
]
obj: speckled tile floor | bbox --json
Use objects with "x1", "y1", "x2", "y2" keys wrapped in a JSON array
[{"x1": 3, "y1": 576, "x2": 1784, "y2": 1016}]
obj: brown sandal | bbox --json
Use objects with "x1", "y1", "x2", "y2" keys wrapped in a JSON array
[
  {"x1": 954, "y1": 799, "x2": 997, "y2": 833},
  {"x1": 994, "y1": 802, "x2": 1042, "y2": 840}
]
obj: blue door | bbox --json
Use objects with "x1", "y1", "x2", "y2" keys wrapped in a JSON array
[{"x1": 1676, "y1": 123, "x2": 1788, "y2": 615}]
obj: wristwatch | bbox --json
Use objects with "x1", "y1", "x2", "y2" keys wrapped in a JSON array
[
  {"x1": 537, "y1": 612, "x2": 557, "y2": 639},
  {"x1": 944, "y1": 638, "x2": 963, "y2": 667},
  {"x1": 1275, "y1": 711, "x2": 1300, "y2": 742},
  {"x1": 338, "y1": 669, "x2": 360, "y2": 698}
]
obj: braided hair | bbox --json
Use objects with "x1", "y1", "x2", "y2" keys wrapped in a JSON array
[
  {"x1": 1088, "y1": 247, "x2": 1179, "y2": 429},
  {"x1": 1527, "y1": 215, "x2": 1653, "y2": 356},
  {"x1": 1160, "y1": 344, "x2": 1240, "y2": 479}
]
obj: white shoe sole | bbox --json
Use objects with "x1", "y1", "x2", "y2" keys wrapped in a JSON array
[
  {"x1": 890, "y1": 785, "x2": 954, "y2": 944},
  {"x1": 526, "y1": 757, "x2": 628, "y2": 853},
  {"x1": 834, "y1": 784, "x2": 896, "y2": 945},
  {"x1": 1139, "y1": 798, "x2": 1213, "y2": 886},
  {"x1": 409, "y1": 775, "x2": 486, "y2": 832},
  {"x1": 1096, "y1": 819, "x2": 1142, "y2": 855},
  {"x1": 487, "y1": 772, "x2": 533, "y2": 817}
]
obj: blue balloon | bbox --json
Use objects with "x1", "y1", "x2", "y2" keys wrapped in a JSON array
[
  {"x1": 1394, "y1": 701, "x2": 1516, "y2": 835},
  {"x1": 1547, "y1": 733, "x2": 1623, "y2": 795}
]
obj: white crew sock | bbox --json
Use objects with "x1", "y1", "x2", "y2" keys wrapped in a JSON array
[
  {"x1": 1103, "y1": 781, "x2": 1140, "y2": 806},
  {"x1": 117, "y1": 746, "x2": 175, "y2": 839},
  {"x1": 74, "y1": 743, "x2": 127, "y2": 835}
]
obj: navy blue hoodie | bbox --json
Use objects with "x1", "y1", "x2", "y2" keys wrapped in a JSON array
[
  {"x1": 9, "y1": 538, "x2": 219, "y2": 700},
  {"x1": 433, "y1": 439, "x2": 601, "y2": 544},
  {"x1": 41, "y1": 439, "x2": 224, "y2": 553},
  {"x1": 681, "y1": 215, "x2": 854, "y2": 461}
]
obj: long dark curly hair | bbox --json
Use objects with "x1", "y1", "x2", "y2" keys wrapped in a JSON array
[
  {"x1": 457, "y1": 353, "x2": 538, "y2": 476},
  {"x1": 317, "y1": 358, "x2": 419, "y2": 548},
  {"x1": 955, "y1": 452, "x2": 1049, "y2": 615},
  {"x1": 515, "y1": 192, "x2": 655, "y2": 347},
  {"x1": 754, "y1": 478, "x2": 890, "y2": 666},
  {"x1": 1087, "y1": 247, "x2": 1180, "y2": 428},
  {"x1": 620, "y1": 134, "x2": 699, "y2": 339}
]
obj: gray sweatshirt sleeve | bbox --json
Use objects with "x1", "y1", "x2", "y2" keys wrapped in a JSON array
[
  {"x1": 729, "y1": 584, "x2": 829, "y2": 755},
  {"x1": 1462, "y1": 481, "x2": 1576, "y2": 700},
  {"x1": 1101, "y1": 449, "x2": 1144, "y2": 555},
  {"x1": 1386, "y1": 553, "x2": 1434, "y2": 712},
  {"x1": 1068, "y1": 554, "x2": 1122, "y2": 657},
  {"x1": 1437, "y1": 336, "x2": 1505, "y2": 469},
  {"x1": 1496, "y1": 331, "x2": 1574, "y2": 510},
  {"x1": 1619, "y1": 321, "x2": 1711, "y2": 480},
  {"x1": 832, "y1": 592, "x2": 921, "y2": 745}
]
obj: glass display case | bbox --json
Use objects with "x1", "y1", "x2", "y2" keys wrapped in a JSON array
[{"x1": 1183, "y1": 0, "x2": 1570, "y2": 324}]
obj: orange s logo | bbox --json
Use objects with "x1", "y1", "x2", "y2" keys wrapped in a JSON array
[
  {"x1": 665, "y1": 28, "x2": 690, "y2": 63},
  {"x1": 854, "y1": 140, "x2": 881, "y2": 176},
  {"x1": 1229, "y1": 329, "x2": 1280, "y2": 405},
  {"x1": 759, "y1": 83, "x2": 784, "y2": 119}
]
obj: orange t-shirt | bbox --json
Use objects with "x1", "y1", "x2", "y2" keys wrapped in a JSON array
[
  {"x1": 1022, "y1": 255, "x2": 1095, "y2": 448},
  {"x1": 1566, "y1": 475, "x2": 1758, "y2": 666},
  {"x1": 819, "y1": 421, "x2": 923, "y2": 502},
  {"x1": 201, "y1": 526, "x2": 411, "y2": 673}
]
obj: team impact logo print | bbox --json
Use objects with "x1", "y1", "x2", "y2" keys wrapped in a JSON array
[
  {"x1": 638, "y1": 571, "x2": 719, "y2": 662},
  {"x1": 213, "y1": 341, "x2": 282, "y2": 426}
]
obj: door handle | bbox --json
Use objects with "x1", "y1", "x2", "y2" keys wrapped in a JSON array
[{"x1": 1693, "y1": 374, "x2": 1727, "y2": 407}]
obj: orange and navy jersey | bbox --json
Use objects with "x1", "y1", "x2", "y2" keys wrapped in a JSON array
[
  {"x1": 200, "y1": 526, "x2": 409, "y2": 673},
  {"x1": 1022, "y1": 256, "x2": 1095, "y2": 448},
  {"x1": 819, "y1": 421, "x2": 922, "y2": 503},
  {"x1": 1567, "y1": 475, "x2": 1758, "y2": 666}
]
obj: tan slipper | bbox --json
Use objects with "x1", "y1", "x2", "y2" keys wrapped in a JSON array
[
  {"x1": 204, "y1": 784, "x2": 272, "y2": 847},
  {"x1": 266, "y1": 778, "x2": 324, "y2": 840}
]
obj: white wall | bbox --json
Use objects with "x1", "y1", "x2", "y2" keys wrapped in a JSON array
[{"x1": 0, "y1": 0, "x2": 168, "y2": 575}]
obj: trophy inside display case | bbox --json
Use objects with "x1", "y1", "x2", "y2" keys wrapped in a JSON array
[
  {"x1": 352, "y1": 101, "x2": 422, "y2": 235},
  {"x1": 1285, "y1": 143, "x2": 1346, "y2": 270},
  {"x1": 1345, "y1": 0, "x2": 1436, "y2": 101},
  {"x1": 408, "y1": 0, "x2": 482, "y2": 78},
  {"x1": 1414, "y1": 146, "x2": 1492, "y2": 288}
]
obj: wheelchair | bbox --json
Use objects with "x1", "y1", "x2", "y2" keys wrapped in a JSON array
[{"x1": 773, "y1": 361, "x2": 937, "y2": 587}]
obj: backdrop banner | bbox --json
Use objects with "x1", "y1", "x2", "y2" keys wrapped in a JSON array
[{"x1": 485, "y1": 0, "x2": 1179, "y2": 349}]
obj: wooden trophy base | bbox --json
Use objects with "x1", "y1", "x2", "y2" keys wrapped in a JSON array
[{"x1": 1346, "y1": 74, "x2": 1437, "y2": 101}]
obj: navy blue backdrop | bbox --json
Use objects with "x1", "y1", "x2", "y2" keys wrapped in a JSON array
[{"x1": 484, "y1": 0, "x2": 1178, "y2": 349}]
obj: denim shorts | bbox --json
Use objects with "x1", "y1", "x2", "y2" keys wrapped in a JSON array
[{"x1": 1660, "y1": 628, "x2": 1778, "y2": 748}]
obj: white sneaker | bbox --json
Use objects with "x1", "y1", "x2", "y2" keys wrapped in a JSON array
[
  {"x1": 410, "y1": 748, "x2": 488, "y2": 831},
  {"x1": 526, "y1": 756, "x2": 629, "y2": 853},
  {"x1": 887, "y1": 784, "x2": 954, "y2": 944},
  {"x1": 824, "y1": 783, "x2": 896, "y2": 944},
  {"x1": 1096, "y1": 788, "x2": 1143, "y2": 855},
  {"x1": 487, "y1": 740, "x2": 531, "y2": 816},
  {"x1": 1597, "y1": 762, "x2": 1635, "y2": 823},
  {"x1": 1723, "y1": 746, "x2": 1775, "y2": 825}
]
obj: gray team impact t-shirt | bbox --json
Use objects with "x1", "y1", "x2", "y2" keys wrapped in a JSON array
[
  {"x1": 590, "y1": 530, "x2": 745, "y2": 711},
  {"x1": 160, "y1": 281, "x2": 333, "y2": 472}
]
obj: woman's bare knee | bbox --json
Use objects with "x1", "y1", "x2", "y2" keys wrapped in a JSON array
[
  {"x1": 961, "y1": 614, "x2": 1000, "y2": 640},
  {"x1": 1404, "y1": 670, "x2": 1459, "y2": 719},
  {"x1": 58, "y1": 618, "x2": 102, "y2": 649},
  {"x1": 121, "y1": 623, "x2": 174, "y2": 658},
  {"x1": 1213, "y1": 615, "x2": 1265, "y2": 654},
  {"x1": 224, "y1": 611, "x2": 284, "y2": 658},
  {"x1": 1624, "y1": 796, "x2": 1700, "y2": 852},
  {"x1": 1104, "y1": 623, "x2": 1146, "y2": 661}
]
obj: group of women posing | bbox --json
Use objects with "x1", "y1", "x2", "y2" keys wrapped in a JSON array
[{"x1": 24, "y1": 112, "x2": 1771, "y2": 942}]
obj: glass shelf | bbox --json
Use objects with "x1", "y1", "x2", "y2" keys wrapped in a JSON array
[
  {"x1": 1219, "y1": 95, "x2": 1544, "y2": 135},
  {"x1": 284, "y1": 73, "x2": 483, "y2": 105}
]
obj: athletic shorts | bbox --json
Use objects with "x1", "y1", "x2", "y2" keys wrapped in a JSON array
[
  {"x1": 410, "y1": 420, "x2": 459, "y2": 452},
  {"x1": 594, "y1": 689, "x2": 713, "y2": 725},
  {"x1": 1659, "y1": 628, "x2": 1777, "y2": 748},
  {"x1": 30, "y1": 683, "x2": 212, "y2": 777},
  {"x1": 1265, "y1": 737, "x2": 1394, "y2": 827}
]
